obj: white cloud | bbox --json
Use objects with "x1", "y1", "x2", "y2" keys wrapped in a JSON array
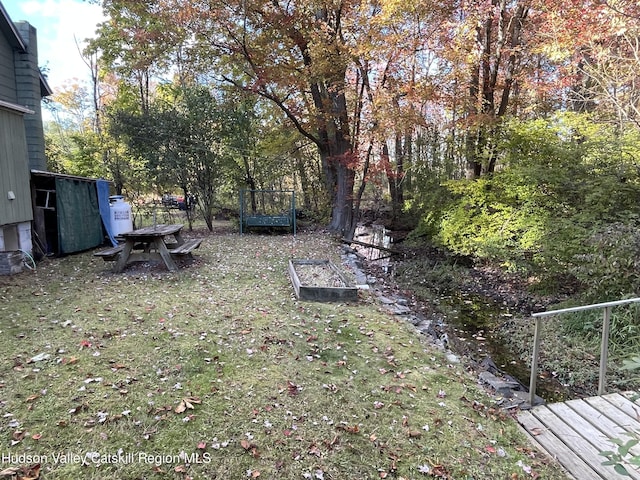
[{"x1": 17, "y1": 0, "x2": 106, "y2": 91}]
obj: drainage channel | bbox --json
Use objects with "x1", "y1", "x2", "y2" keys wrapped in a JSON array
[
  {"x1": 441, "y1": 292, "x2": 569, "y2": 403},
  {"x1": 350, "y1": 224, "x2": 569, "y2": 404}
]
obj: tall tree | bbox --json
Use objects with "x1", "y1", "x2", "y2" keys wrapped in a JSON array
[
  {"x1": 88, "y1": 0, "x2": 186, "y2": 113},
  {"x1": 454, "y1": 0, "x2": 530, "y2": 178},
  {"x1": 92, "y1": 0, "x2": 362, "y2": 235},
  {"x1": 110, "y1": 84, "x2": 241, "y2": 231},
  {"x1": 198, "y1": 0, "x2": 359, "y2": 235}
]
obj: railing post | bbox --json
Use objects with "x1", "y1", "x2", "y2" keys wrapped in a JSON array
[
  {"x1": 529, "y1": 316, "x2": 543, "y2": 406},
  {"x1": 599, "y1": 306, "x2": 612, "y2": 395}
]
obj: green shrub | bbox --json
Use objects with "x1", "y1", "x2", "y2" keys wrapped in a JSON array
[
  {"x1": 570, "y1": 222, "x2": 640, "y2": 300},
  {"x1": 417, "y1": 113, "x2": 640, "y2": 288}
]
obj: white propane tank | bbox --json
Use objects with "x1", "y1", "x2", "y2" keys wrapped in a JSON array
[{"x1": 109, "y1": 195, "x2": 133, "y2": 236}]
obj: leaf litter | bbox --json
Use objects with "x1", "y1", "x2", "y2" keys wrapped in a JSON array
[{"x1": 0, "y1": 228, "x2": 566, "y2": 479}]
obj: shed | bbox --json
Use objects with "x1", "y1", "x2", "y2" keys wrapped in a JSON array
[{"x1": 31, "y1": 170, "x2": 107, "y2": 255}]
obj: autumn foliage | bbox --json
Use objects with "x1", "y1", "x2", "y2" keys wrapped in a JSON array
[{"x1": 66, "y1": 0, "x2": 640, "y2": 246}]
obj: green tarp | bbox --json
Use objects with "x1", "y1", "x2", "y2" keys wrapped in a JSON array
[{"x1": 55, "y1": 178, "x2": 103, "y2": 254}]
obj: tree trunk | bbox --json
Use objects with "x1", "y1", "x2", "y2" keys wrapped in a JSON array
[
  {"x1": 319, "y1": 143, "x2": 355, "y2": 238},
  {"x1": 329, "y1": 160, "x2": 356, "y2": 238},
  {"x1": 180, "y1": 184, "x2": 193, "y2": 231},
  {"x1": 295, "y1": 154, "x2": 312, "y2": 212},
  {"x1": 308, "y1": 71, "x2": 355, "y2": 237},
  {"x1": 386, "y1": 141, "x2": 401, "y2": 221},
  {"x1": 466, "y1": 54, "x2": 482, "y2": 179},
  {"x1": 349, "y1": 141, "x2": 374, "y2": 241},
  {"x1": 466, "y1": 0, "x2": 528, "y2": 179}
]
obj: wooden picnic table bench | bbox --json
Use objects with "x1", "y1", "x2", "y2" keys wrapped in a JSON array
[
  {"x1": 168, "y1": 238, "x2": 203, "y2": 256},
  {"x1": 94, "y1": 224, "x2": 203, "y2": 273},
  {"x1": 94, "y1": 243, "x2": 125, "y2": 261}
]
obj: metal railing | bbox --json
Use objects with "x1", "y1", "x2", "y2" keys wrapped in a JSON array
[{"x1": 529, "y1": 297, "x2": 640, "y2": 405}]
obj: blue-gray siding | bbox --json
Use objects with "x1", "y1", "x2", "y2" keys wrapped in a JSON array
[
  {"x1": 0, "y1": 107, "x2": 32, "y2": 225},
  {"x1": 0, "y1": 24, "x2": 17, "y2": 102}
]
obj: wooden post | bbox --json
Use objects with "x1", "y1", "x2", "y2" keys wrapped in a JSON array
[
  {"x1": 292, "y1": 191, "x2": 296, "y2": 236},
  {"x1": 599, "y1": 306, "x2": 612, "y2": 395},
  {"x1": 529, "y1": 316, "x2": 543, "y2": 406}
]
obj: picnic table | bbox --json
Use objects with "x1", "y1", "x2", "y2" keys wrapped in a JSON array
[{"x1": 94, "y1": 224, "x2": 202, "y2": 273}]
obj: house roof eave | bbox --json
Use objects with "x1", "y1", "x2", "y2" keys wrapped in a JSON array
[
  {"x1": 40, "y1": 73, "x2": 53, "y2": 97},
  {"x1": 0, "y1": 2, "x2": 27, "y2": 52}
]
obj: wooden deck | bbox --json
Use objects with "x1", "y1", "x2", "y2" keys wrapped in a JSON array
[{"x1": 517, "y1": 392, "x2": 640, "y2": 479}]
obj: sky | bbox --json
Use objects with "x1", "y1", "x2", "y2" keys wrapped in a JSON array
[{"x1": 2, "y1": 0, "x2": 106, "y2": 93}]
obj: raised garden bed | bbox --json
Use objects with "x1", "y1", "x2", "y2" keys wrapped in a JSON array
[{"x1": 288, "y1": 259, "x2": 358, "y2": 302}]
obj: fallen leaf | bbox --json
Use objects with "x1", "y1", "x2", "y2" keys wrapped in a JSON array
[
  {"x1": 308, "y1": 444, "x2": 321, "y2": 457},
  {"x1": 240, "y1": 438, "x2": 260, "y2": 458},
  {"x1": 175, "y1": 396, "x2": 201, "y2": 413},
  {"x1": 27, "y1": 353, "x2": 50, "y2": 363},
  {"x1": 0, "y1": 467, "x2": 21, "y2": 476},
  {"x1": 337, "y1": 424, "x2": 359, "y2": 434},
  {"x1": 325, "y1": 434, "x2": 339, "y2": 449},
  {"x1": 67, "y1": 403, "x2": 89, "y2": 416},
  {"x1": 287, "y1": 381, "x2": 301, "y2": 396},
  {"x1": 0, "y1": 463, "x2": 41, "y2": 480},
  {"x1": 430, "y1": 464, "x2": 450, "y2": 478}
]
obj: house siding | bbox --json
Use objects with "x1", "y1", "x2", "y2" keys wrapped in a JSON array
[
  {"x1": 0, "y1": 108, "x2": 32, "y2": 225},
  {"x1": 0, "y1": 24, "x2": 17, "y2": 102},
  {"x1": 0, "y1": 4, "x2": 54, "y2": 256}
]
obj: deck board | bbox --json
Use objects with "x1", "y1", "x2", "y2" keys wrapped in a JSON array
[
  {"x1": 602, "y1": 393, "x2": 640, "y2": 422},
  {"x1": 517, "y1": 410, "x2": 596, "y2": 480},
  {"x1": 517, "y1": 393, "x2": 640, "y2": 480}
]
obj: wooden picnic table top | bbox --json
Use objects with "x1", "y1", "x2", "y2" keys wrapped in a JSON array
[{"x1": 120, "y1": 224, "x2": 184, "y2": 238}]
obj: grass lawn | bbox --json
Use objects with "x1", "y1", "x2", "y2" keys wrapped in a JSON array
[{"x1": 0, "y1": 227, "x2": 568, "y2": 479}]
